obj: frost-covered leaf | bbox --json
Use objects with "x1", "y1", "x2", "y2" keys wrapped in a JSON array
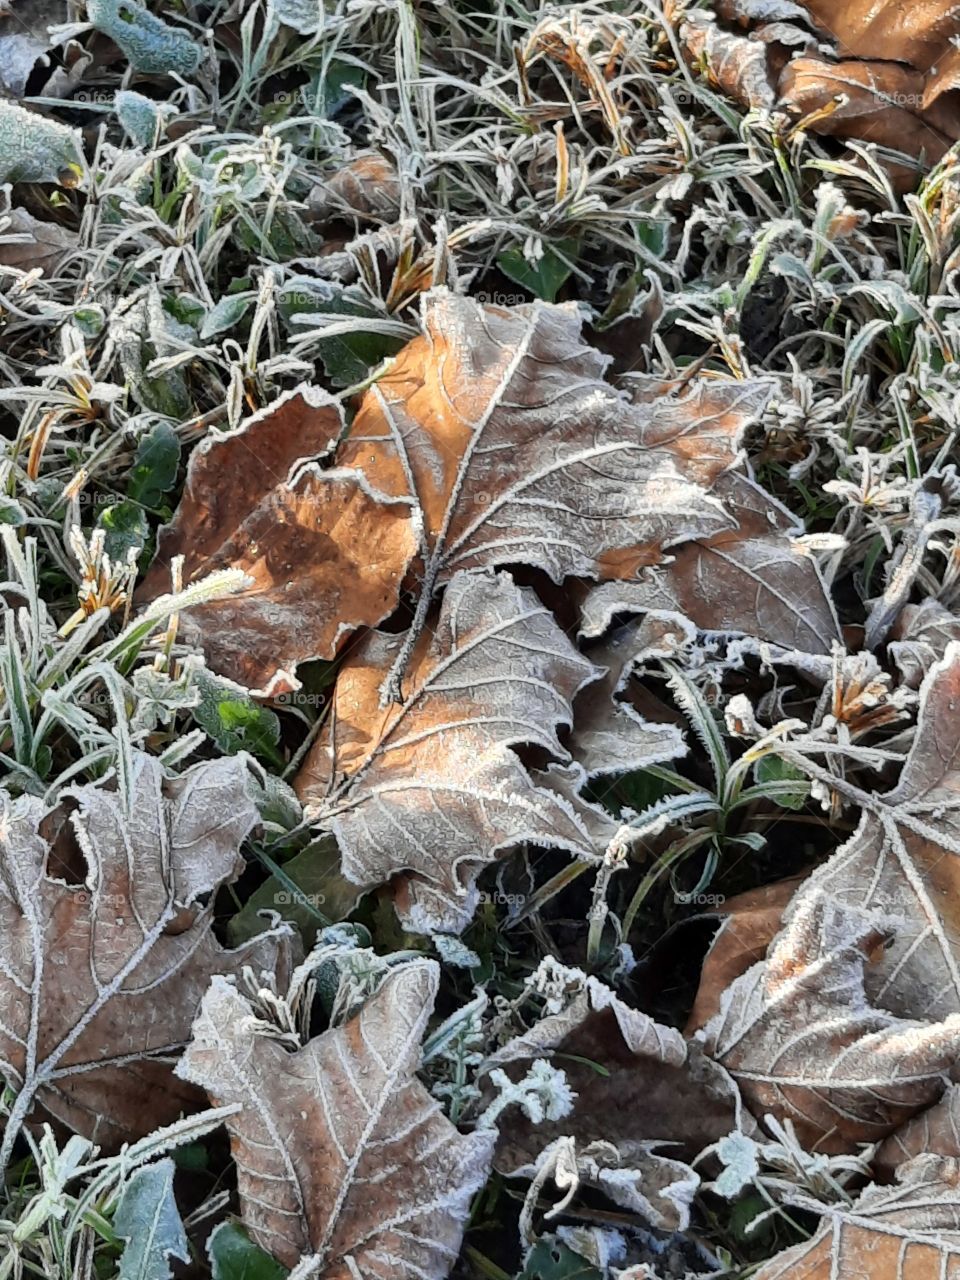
[
  {"x1": 488, "y1": 970, "x2": 744, "y2": 1178},
  {"x1": 572, "y1": 614, "x2": 691, "y2": 780},
  {"x1": 200, "y1": 291, "x2": 257, "y2": 340},
  {"x1": 0, "y1": 100, "x2": 83, "y2": 186},
  {"x1": 0, "y1": 207, "x2": 76, "y2": 274},
  {"x1": 0, "y1": 0, "x2": 62, "y2": 97},
  {"x1": 783, "y1": 643, "x2": 960, "y2": 1022},
  {"x1": 115, "y1": 1159, "x2": 189, "y2": 1280},
  {"x1": 683, "y1": 0, "x2": 960, "y2": 175},
  {"x1": 296, "y1": 569, "x2": 600, "y2": 933},
  {"x1": 700, "y1": 893, "x2": 960, "y2": 1152},
  {"x1": 340, "y1": 289, "x2": 767, "y2": 581},
  {"x1": 338, "y1": 288, "x2": 771, "y2": 691},
  {"x1": 268, "y1": 0, "x2": 325, "y2": 35},
  {"x1": 320, "y1": 153, "x2": 401, "y2": 219},
  {"x1": 88, "y1": 0, "x2": 201, "y2": 74},
  {"x1": 890, "y1": 599, "x2": 960, "y2": 689},
  {"x1": 522, "y1": 1136, "x2": 699, "y2": 1234},
  {"x1": 680, "y1": 14, "x2": 785, "y2": 110},
  {"x1": 767, "y1": 0, "x2": 960, "y2": 67},
  {"x1": 115, "y1": 90, "x2": 174, "y2": 149},
  {"x1": 177, "y1": 960, "x2": 495, "y2": 1273},
  {"x1": 880, "y1": 1085, "x2": 960, "y2": 1172},
  {"x1": 581, "y1": 472, "x2": 840, "y2": 661},
  {"x1": 0, "y1": 753, "x2": 294, "y2": 1159},
  {"x1": 779, "y1": 56, "x2": 954, "y2": 167},
  {"x1": 686, "y1": 877, "x2": 805, "y2": 1032},
  {"x1": 138, "y1": 387, "x2": 417, "y2": 696},
  {"x1": 753, "y1": 1155, "x2": 960, "y2": 1279},
  {"x1": 876, "y1": 1085, "x2": 960, "y2": 1178},
  {"x1": 111, "y1": 289, "x2": 195, "y2": 418}
]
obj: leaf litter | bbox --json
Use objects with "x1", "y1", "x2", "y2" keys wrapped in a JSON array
[{"x1": 2, "y1": 0, "x2": 960, "y2": 1276}]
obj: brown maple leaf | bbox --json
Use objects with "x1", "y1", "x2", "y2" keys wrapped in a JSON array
[
  {"x1": 700, "y1": 893, "x2": 960, "y2": 1152},
  {"x1": 487, "y1": 971, "x2": 745, "y2": 1177},
  {"x1": 876, "y1": 1085, "x2": 960, "y2": 1179},
  {"x1": 782, "y1": 642, "x2": 960, "y2": 1022},
  {"x1": 177, "y1": 960, "x2": 494, "y2": 1275},
  {"x1": 681, "y1": 1, "x2": 960, "y2": 180},
  {"x1": 337, "y1": 288, "x2": 772, "y2": 699},
  {"x1": 137, "y1": 386, "x2": 418, "y2": 696},
  {"x1": 0, "y1": 752, "x2": 295, "y2": 1170},
  {"x1": 890, "y1": 599, "x2": 960, "y2": 689},
  {"x1": 581, "y1": 471, "x2": 841, "y2": 663},
  {"x1": 0, "y1": 208, "x2": 76, "y2": 274},
  {"x1": 686, "y1": 876, "x2": 806, "y2": 1033},
  {"x1": 296, "y1": 569, "x2": 604, "y2": 933},
  {"x1": 754, "y1": 1155, "x2": 960, "y2": 1279}
]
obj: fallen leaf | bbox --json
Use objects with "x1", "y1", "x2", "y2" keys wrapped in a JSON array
[
  {"x1": 572, "y1": 613, "x2": 691, "y2": 781},
  {"x1": 685, "y1": 877, "x2": 806, "y2": 1033},
  {"x1": 87, "y1": 0, "x2": 201, "y2": 76},
  {"x1": 0, "y1": 753, "x2": 295, "y2": 1161},
  {"x1": 519, "y1": 1136, "x2": 700, "y2": 1234},
  {"x1": 341, "y1": 292, "x2": 766, "y2": 581},
  {"x1": 0, "y1": 207, "x2": 77, "y2": 274},
  {"x1": 754, "y1": 1155, "x2": 960, "y2": 1279},
  {"x1": 681, "y1": 2, "x2": 960, "y2": 179},
  {"x1": 876, "y1": 1085, "x2": 960, "y2": 1178},
  {"x1": 779, "y1": 56, "x2": 953, "y2": 165},
  {"x1": 0, "y1": 0, "x2": 62, "y2": 96},
  {"x1": 487, "y1": 972, "x2": 746, "y2": 1171},
  {"x1": 681, "y1": 14, "x2": 793, "y2": 110},
  {"x1": 529, "y1": 761, "x2": 629, "y2": 856},
  {"x1": 137, "y1": 386, "x2": 418, "y2": 696},
  {"x1": 338, "y1": 288, "x2": 771, "y2": 697},
  {"x1": 782, "y1": 643, "x2": 960, "y2": 1022},
  {"x1": 321, "y1": 152, "x2": 401, "y2": 219},
  {"x1": 177, "y1": 960, "x2": 495, "y2": 1274},
  {"x1": 580, "y1": 471, "x2": 841, "y2": 662},
  {"x1": 889, "y1": 599, "x2": 960, "y2": 689},
  {"x1": 0, "y1": 99, "x2": 83, "y2": 186},
  {"x1": 747, "y1": 0, "x2": 960, "y2": 69},
  {"x1": 700, "y1": 893, "x2": 960, "y2": 1152},
  {"x1": 296, "y1": 569, "x2": 601, "y2": 933}
]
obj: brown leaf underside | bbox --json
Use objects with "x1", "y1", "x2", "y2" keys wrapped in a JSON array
[
  {"x1": 0, "y1": 753, "x2": 294, "y2": 1156},
  {"x1": 177, "y1": 962, "x2": 494, "y2": 1275},
  {"x1": 684, "y1": 1, "x2": 960, "y2": 175},
  {"x1": 137, "y1": 387, "x2": 417, "y2": 696},
  {"x1": 702, "y1": 893, "x2": 960, "y2": 1153},
  {"x1": 782, "y1": 644, "x2": 960, "y2": 1023},
  {"x1": 296, "y1": 570, "x2": 607, "y2": 933},
  {"x1": 755, "y1": 1156, "x2": 960, "y2": 1280}
]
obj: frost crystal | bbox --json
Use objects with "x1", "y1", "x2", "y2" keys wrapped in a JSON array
[{"x1": 480, "y1": 1060, "x2": 577, "y2": 1129}]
